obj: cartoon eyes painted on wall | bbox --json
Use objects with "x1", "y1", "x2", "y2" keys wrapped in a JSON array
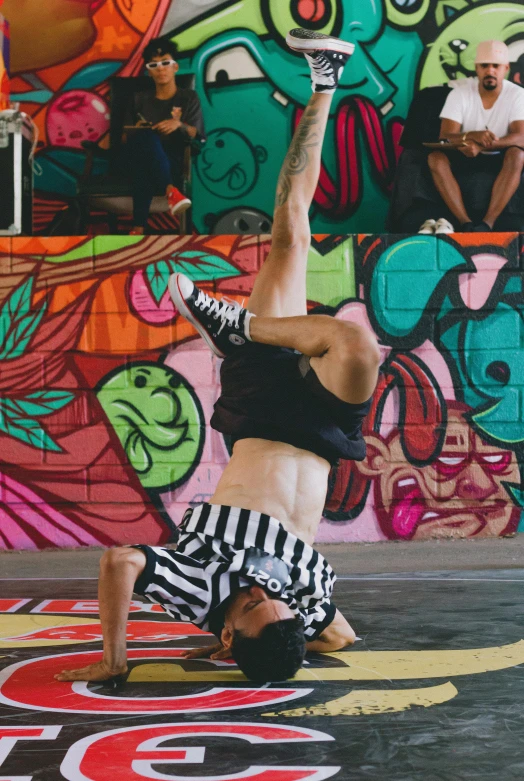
[
  {"x1": 485, "y1": 361, "x2": 510, "y2": 386},
  {"x1": 261, "y1": 0, "x2": 339, "y2": 50},
  {"x1": 434, "y1": 452, "x2": 512, "y2": 477},
  {"x1": 385, "y1": 0, "x2": 430, "y2": 28},
  {"x1": 205, "y1": 46, "x2": 265, "y2": 87}
]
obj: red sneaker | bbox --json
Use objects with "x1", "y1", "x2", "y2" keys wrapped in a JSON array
[{"x1": 167, "y1": 187, "x2": 191, "y2": 216}]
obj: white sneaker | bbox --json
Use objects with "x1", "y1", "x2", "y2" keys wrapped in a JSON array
[
  {"x1": 418, "y1": 219, "x2": 436, "y2": 235},
  {"x1": 434, "y1": 218, "x2": 455, "y2": 235}
]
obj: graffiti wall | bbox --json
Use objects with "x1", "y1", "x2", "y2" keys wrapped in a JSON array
[
  {"x1": 5, "y1": 0, "x2": 524, "y2": 233},
  {"x1": 0, "y1": 230, "x2": 522, "y2": 549}
]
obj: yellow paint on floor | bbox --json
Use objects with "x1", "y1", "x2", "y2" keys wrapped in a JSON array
[
  {"x1": 128, "y1": 640, "x2": 524, "y2": 683},
  {"x1": 0, "y1": 615, "x2": 100, "y2": 647},
  {"x1": 128, "y1": 663, "x2": 249, "y2": 683},
  {"x1": 321, "y1": 641, "x2": 524, "y2": 680},
  {"x1": 262, "y1": 682, "x2": 458, "y2": 717}
]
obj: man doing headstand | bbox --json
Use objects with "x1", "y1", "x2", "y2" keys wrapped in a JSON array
[{"x1": 56, "y1": 28, "x2": 380, "y2": 685}]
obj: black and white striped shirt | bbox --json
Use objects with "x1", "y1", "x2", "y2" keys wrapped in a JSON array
[{"x1": 134, "y1": 503, "x2": 336, "y2": 640}]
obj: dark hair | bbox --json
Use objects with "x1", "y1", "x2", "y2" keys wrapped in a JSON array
[
  {"x1": 231, "y1": 618, "x2": 306, "y2": 682},
  {"x1": 143, "y1": 37, "x2": 178, "y2": 63}
]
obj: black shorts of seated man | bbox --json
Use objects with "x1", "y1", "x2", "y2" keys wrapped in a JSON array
[
  {"x1": 123, "y1": 37, "x2": 205, "y2": 235},
  {"x1": 55, "y1": 29, "x2": 380, "y2": 686},
  {"x1": 426, "y1": 39, "x2": 524, "y2": 234}
]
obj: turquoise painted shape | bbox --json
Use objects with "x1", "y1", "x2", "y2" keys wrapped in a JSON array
[{"x1": 370, "y1": 236, "x2": 467, "y2": 338}]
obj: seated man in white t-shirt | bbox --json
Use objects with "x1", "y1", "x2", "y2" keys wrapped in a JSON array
[{"x1": 424, "y1": 40, "x2": 524, "y2": 233}]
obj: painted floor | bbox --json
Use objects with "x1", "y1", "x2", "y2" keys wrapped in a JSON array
[{"x1": 0, "y1": 569, "x2": 523, "y2": 780}]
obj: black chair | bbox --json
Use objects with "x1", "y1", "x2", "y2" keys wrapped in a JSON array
[
  {"x1": 76, "y1": 74, "x2": 202, "y2": 234},
  {"x1": 387, "y1": 84, "x2": 524, "y2": 232}
]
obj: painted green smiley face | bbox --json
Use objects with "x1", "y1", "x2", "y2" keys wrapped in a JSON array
[
  {"x1": 97, "y1": 363, "x2": 205, "y2": 491},
  {"x1": 419, "y1": 3, "x2": 524, "y2": 87}
]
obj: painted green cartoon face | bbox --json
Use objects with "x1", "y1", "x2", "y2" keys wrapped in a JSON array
[
  {"x1": 419, "y1": 3, "x2": 524, "y2": 87},
  {"x1": 176, "y1": 14, "x2": 422, "y2": 233},
  {"x1": 97, "y1": 363, "x2": 204, "y2": 491},
  {"x1": 197, "y1": 128, "x2": 268, "y2": 199}
]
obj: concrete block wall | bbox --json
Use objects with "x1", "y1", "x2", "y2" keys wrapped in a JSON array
[{"x1": 0, "y1": 232, "x2": 522, "y2": 550}]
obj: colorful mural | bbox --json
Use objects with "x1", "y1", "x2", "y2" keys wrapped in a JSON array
[
  {"x1": 0, "y1": 1, "x2": 9, "y2": 111},
  {"x1": 4, "y1": 0, "x2": 524, "y2": 232},
  {"x1": 1, "y1": 230, "x2": 523, "y2": 549}
]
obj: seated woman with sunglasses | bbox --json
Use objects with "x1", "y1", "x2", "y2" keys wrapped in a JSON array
[{"x1": 124, "y1": 38, "x2": 205, "y2": 234}]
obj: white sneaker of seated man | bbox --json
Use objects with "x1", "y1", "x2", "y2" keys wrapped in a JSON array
[{"x1": 418, "y1": 218, "x2": 454, "y2": 235}]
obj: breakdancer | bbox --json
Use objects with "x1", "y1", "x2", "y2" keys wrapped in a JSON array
[{"x1": 56, "y1": 28, "x2": 380, "y2": 684}]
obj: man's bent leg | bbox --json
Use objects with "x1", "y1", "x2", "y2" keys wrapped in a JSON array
[
  {"x1": 249, "y1": 313, "x2": 380, "y2": 404},
  {"x1": 427, "y1": 151, "x2": 471, "y2": 226},
  {"x1": 246, "y1": 92, "x2": 331, "y2": 318},
  {"x1": 55, "y1": 547, "x2": 145, "y2": 682},
  {"x1": 483, "y1": 147, "x2": 524, "y2": 228}
]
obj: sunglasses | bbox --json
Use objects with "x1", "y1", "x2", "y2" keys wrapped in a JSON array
[{"x1": 146, "y1": 59, "x2": 176, "y2": 70}]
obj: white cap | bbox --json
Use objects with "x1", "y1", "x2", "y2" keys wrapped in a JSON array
[{"x1": 475, "y1": 40, "x2": 510, "y2": 65}]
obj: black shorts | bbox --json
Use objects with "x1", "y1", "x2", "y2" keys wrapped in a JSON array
[
  {"x1": 448, "y1": 148, "x2": 508, "y2": 177},
  {"x1": 210, "y1": 344, "x2": 371, "y2": 465}
]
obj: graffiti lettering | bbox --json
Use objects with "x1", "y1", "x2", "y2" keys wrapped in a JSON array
[
  {"x1": 60, "y1": 723, "x2": 338, "y2": 781},
  {"x1": 0, "y1": 649, "x2": 308, "y2": 713}
]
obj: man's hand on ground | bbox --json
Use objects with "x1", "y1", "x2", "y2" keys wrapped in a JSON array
[
  {"x1": 181, "y1": 643, "x2": 233, "y2": 661},
  {"x1": 54, "y1": 660, "x2": 128, "y2": 682}
]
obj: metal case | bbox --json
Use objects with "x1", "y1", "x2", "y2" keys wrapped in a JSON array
[{"x1": 0, "y1": 112, "x2": 33, "y2": 235}]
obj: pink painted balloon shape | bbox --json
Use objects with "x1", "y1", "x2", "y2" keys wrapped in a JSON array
[{"x1": 46, "y1": 90, "x2": 110, "y2": 149}]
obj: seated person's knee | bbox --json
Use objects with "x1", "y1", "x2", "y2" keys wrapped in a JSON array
[
  {"x1": 427, "y1": 150, "x2": 449, "y2": 172},
  {"x1": 505, "y1": 146, "x2": 524, "y2": 168}
]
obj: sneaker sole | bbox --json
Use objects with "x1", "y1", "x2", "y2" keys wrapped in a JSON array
[
  {"x1": 169, "y1": 198, "x2": 192, "y2": 216},
  {"x1": 285, "y1": 32, "x2": 355, "y2": 57},
  {"x1": 168, "y1": 273, "x2": 226, "y2": 358}
]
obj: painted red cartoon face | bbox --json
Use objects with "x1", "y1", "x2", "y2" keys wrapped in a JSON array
[{"x1": 360, "y1": 406, "x2": 520, "y2": 540}]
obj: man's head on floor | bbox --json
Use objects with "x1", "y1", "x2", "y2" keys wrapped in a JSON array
[
  {"x1": 475, "y1": 40, "x2": 510, "y2": 92},
  {"x1": 221, "y1": 585, "x2": 306, "y2": 682}
]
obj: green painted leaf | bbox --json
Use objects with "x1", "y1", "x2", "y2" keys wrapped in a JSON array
[
  {"x1": 6, "y1": 276, "x2": 33, "y2": 319},
  {"x1": 0, "y1": 406, "x2": 62, "y2": 452},
  {"x1": 172, "y1": 251, "x2": 240, "y2": 282},
  {"x1": 2, "y1": 390, "x2": 74, "y2": 418},
  {"x1": 171, "y1": 250, "x2": 240, "y2": 282},
  {"x1": 0, "y1": 277, "x2": 34, "y2": 351},
  {"x1": 146, "y1": 259, "x2": 171, "y2": 304},
  {"x1": 144, "y1": 251, "x2": 240, "y2": 305},
  {"x1": 0, "y1": 299, "x2": 47, "y2": 360}
]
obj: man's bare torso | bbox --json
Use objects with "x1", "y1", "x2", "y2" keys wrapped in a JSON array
[{"x1": 210, "y1": 438, "x2": 331, "y2": 546}]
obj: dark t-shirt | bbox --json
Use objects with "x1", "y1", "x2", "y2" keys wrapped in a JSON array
[{"x1": 125, "y1": 87, "x2": 205, "y2": 161}]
